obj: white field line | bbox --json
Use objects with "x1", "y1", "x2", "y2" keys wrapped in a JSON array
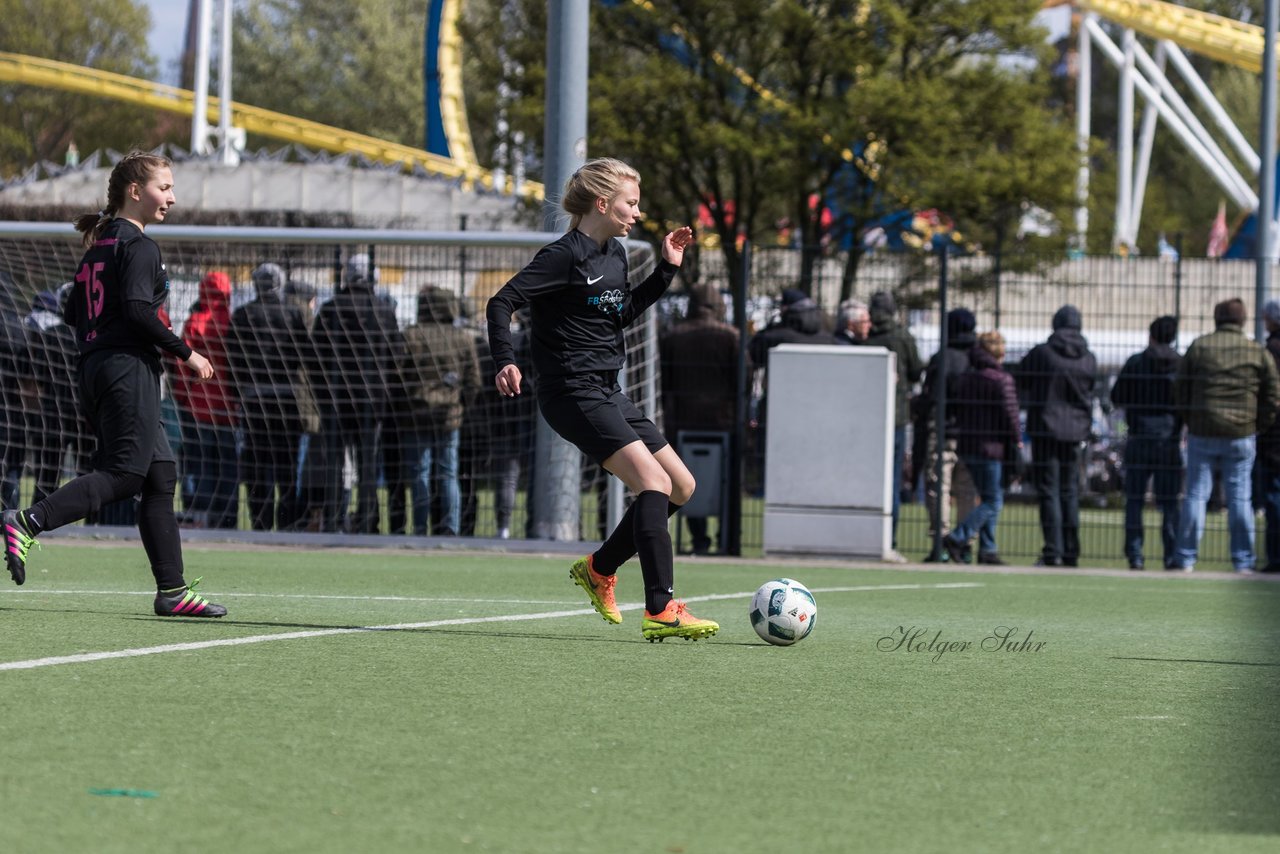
[
  {"x1": 0, "y1": 582, "x2": 983, "y2": 672},
  {"x1": 2, "y1": 589, "x2": 584, "y2": 605}
]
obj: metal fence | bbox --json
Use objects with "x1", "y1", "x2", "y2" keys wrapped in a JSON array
[
  {"x1": 2, "y1": 217, "x2": 1275, "y2": 569},
  {"x1": 721, "y1": 244, "x2": 1280, "y2": 569}
]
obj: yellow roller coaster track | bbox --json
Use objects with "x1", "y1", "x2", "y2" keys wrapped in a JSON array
[
  {"x1": 0, "y1": 50, "x2": 543, "y2": 202},
  {"x1": 1073, "y1": 0, "x2": 1267, "y2": 74}
]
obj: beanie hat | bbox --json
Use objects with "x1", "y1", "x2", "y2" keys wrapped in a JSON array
[
  {"x1": 251, "y1": 262, "x2": 286, "y2": 294},
  {"x1": 1264, "y1": 301, "x2": 1280, "y2": 327},
  {"x1": 946, "y1": 308, "x2": 976, "y2": 337},
  {"x1": 1052, "y1": 304, "x2": 1082, "y2": 331},
  {"x1": 869, "y1": 291, "x2": 896, "y2": 316},
  {"x1": 688, "y1": 282, "x2": 724, "y2": 319},
  {"x1": 1149, "y1": 315, "x2": 1178, "y2": 344},
  {"x1": 780, "y1": 288, "x2": 808, "y2": 307}
]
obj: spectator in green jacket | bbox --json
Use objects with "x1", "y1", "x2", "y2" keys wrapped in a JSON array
[
  {"x1": 863, "y1": 291, "x2": 924, "y2": 560},
  {"x1": 400, "y1": 286, "x2": 482, "y2": 536},
  {"x1": 1172, "y1": 297, "x2": 1280, "y2": 572}
]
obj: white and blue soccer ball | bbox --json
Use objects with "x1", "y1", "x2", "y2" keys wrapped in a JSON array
[{"x1": 750, "y1": 578, "x2": 816, "y2": 646}]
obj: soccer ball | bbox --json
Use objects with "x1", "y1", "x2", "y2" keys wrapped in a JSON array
[{"x1": 750, "y1": 578, "x2": 816, "y2": 646}]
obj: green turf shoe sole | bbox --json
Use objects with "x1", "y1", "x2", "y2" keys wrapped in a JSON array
[
  {"x1": 570, "y1": 556, "x2": 622, "y2": 624},
  {"x1": 641, "y1": 600, "x2": 719, "y2": 642}
]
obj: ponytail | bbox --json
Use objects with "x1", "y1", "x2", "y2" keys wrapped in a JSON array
[{"x1": 72, "y1": 209, "x2": 114, "y2": 248}]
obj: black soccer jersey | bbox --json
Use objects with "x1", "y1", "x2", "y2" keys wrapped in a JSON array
[
  {"x1": 65, "y1": 219, "x2": 190, "y2": 362},
  {"x1": 486, "y1": 229, "x2": 678, "y2": 381}
]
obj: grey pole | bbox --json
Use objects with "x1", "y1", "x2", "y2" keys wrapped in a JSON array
[
  {"x1": 1258, "y1": 0, "x2": 1278, "y2": 341},
  {"x1": 531, "y1": 0, "x2": 590, "y2": 540}
]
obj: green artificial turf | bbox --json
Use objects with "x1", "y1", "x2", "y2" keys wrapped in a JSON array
[{"x1": 1, "y1": 545, "x2": 1277, "y2": 853}]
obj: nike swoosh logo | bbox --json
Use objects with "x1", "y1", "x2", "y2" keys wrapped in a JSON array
[
  {"x1": 646, "y1": 618, "x2": 681, "y2": 628},
  {"x1": 586, "y1": 275, "x2": 604, "y2": 285}
]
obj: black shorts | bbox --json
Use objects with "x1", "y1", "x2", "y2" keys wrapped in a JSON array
[
  {"x1": 537, "y1": 376, "x2": 668, "y2": 466},
  {"x1": 79, "y1": 350, "x2": 175, "y2": 476}
]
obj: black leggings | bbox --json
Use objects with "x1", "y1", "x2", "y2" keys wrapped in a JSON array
[{"x1": 28, "y1": 460, "x2": 185, "y2": 590}]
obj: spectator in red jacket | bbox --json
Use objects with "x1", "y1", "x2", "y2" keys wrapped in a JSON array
[
  {"x1": 171, "y1": 271, "x2": 238, "y2": 528},
  {"x1": 944, "y1": 331, "x2": 1021, "y2": 565}
]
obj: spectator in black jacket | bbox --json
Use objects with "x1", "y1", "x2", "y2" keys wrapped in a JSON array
[
  {"x1": 1018, "y1": 304, "x2": 1099, "y2": 567},
  {"x1": 312, "y1": 254, "x2": 404, "y2": 533},
  {"x1": 226, "y1": 263, "x2": 312, "y2": 530},
  {"x1": 1110, "y1": 315, "x2": 1181, "y2": 570},
  {"x1": 661, "y1": 282, "x2": 739, "y2": 554},
  {"x1": 917, "y1": 307, "x2": 978, "y2": 561},
  {"x1": 25, "y1": 285, "x2": 88, "y2": 503},
  {"x1": 1260, "y1": 302, "x2": 1280, "y2": 572},
  {"x1": 747, "y1": 288, "x2": 826, "y2": 494},
  {"x1": 863, "y1": 290, "x2": 924, "y2": 561}
]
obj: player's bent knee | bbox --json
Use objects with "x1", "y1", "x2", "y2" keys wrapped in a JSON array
[{"x1": 671, "y1": 474, "x2": 695, "y2": 506}]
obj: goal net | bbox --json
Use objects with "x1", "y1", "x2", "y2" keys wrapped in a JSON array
[{"x1": 0, "y1": 223, "x2": 661, "y2": 542}]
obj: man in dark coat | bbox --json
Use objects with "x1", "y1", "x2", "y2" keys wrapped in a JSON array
[
  {"x1": 863, "y1": 291, "x2": 924, "y2": 559},
  {"x1": 747, "y1": 287, "x2": 826, "y2": 496},
  {"x1": 1017, "y1": 304, "x2": 1099, "y2": 567},
  {"x1": 660, "y1": 282, "x2": 739, "y2": 553},
  {"x1": 1110, "y1": 315, "x2": 1182, "y2": 570},
  {"x1": 226, "y1": 263, "x2": 312, "y2": 531},
  {"x1": 916, "y1": 307, "x2": 978, "y2": 561},
  {"x1": 312, "y1": 254, "x2": 404, "y2": 533},
  {"x1": 1262, "y1": 301, "x2": 1280, "y2": 572}
]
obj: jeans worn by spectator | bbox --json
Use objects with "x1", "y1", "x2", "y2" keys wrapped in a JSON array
[
  {"x1": 950, "y1": 457, "x2": 1003, "y2": 550},
  {"x1": 1176, "y1": 434, "x2": 1256, "y2": 570},
  {"x1": 1123, "y1": 436, "x2": 1182, "y2": 568},
  {"x1": 409, "y1": 428, "x2": 461, "y2": 536}
]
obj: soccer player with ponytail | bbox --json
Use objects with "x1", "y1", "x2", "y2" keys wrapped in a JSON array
[
  {"x1": 3, "y1": 150, "x2": 227, "y2": 618},
  {"x1": 486, "y1": 157, "x2": 716, "y2": 642}
]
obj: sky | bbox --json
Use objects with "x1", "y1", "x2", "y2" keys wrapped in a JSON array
[{"x1": 140, "y1": 0, "x2": 191, "y2": 85}]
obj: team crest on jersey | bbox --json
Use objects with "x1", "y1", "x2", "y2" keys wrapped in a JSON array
[{"x1": 587, "y1": 289, "x2": 625, "y2": 315}]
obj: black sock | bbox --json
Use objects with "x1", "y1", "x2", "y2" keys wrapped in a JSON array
[
  {"x1": 138, "y1": 461, "x2": 186, "y2": 590},
  {"x1": 19, "y1": 509, "x2": 42, "y2": 536},
  {"x1": 27, "y1": 469, "x2": 144, "y2": 532},
  {"x1": 592, "y1": 497, "x2": 682, "y2": 576},
  {"x1": 632, "y1": 490, "x2": 675, "y2": 614}
]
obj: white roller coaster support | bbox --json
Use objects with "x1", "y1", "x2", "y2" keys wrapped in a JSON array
[
  {"x1": 1075, "y1": 14, "x2": 1093, "y2": 253},
  {"x1": 1130, "y1": 37, "x2": 1256, "y2": 207},
  {"x1": 191, "y1": 0, "x2": 212, "y2": 156},
  {"x1": 1128, "y1": 43, "x2": 1165, "y2": 246},
  {"x1": 217, "y1": 0, "x2": 237, "y2": 166},
  {"x1": 1116, "y1": 29, "x2": 1135, "y2": 251},
  {"x1": 1087, "y1": 17, "x2": 1258, "y2": 211},
  {"x1": 1162, "y1": 41, "x2": 1261, "y2": 173}
]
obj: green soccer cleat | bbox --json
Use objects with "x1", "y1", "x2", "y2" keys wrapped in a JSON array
[
  {"x1": 154, "y1": 577, "x2": 227, "y2": 618},
  {"x1": 570, "y1": 555, "x2": 622, "y2": 624},
  {"x1": 641, "y1": 600, "x2": 719, "y2": 642}
]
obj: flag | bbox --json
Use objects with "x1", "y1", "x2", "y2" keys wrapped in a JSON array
[{"x1": 1207, "y1": 201, "x2": 1229, "y2": 258}]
